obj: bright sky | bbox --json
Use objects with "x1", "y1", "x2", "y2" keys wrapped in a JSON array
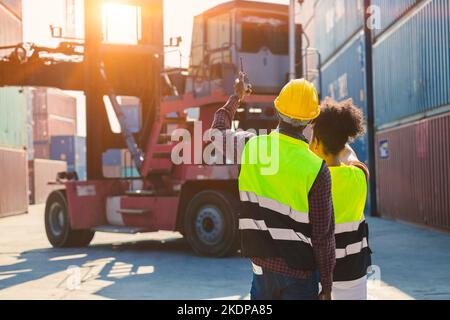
[
  {"x1": 23, "y1": 0, "x2": 288, "y2": 66},
  {"x1": 21, "y1": 0, "x2": 288, "y2": 136}
]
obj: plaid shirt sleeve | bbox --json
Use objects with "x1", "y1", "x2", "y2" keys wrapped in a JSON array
[
  {"x1": 212, "y1": 95, "x2": 240, "y2": 131},
  {"x1": 211, "y1": 95, "x2": 255, "y2": 164},
  {"x1": 309, "y1": 163, "x2": 336, "y2": 292}
]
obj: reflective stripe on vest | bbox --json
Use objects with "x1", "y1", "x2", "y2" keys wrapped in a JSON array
[
  {"x1": 330, "y1": 165, "x2": 371, "y2": 282},
  {"x1": 238, "y1": 132, "x2": 323, "y2": 270}
]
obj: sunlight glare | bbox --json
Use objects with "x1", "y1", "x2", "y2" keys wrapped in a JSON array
[{"x1": 102, "y1": 3, "x2": 141, "y2": 45}]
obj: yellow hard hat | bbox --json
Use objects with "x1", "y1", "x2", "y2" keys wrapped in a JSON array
[{"x1": 274, "y1": 79, "x2": 320, "y2": 121}]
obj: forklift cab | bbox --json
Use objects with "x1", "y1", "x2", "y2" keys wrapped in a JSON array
[{"x1": 186, "y1": 0, "x2": 290, "y2": 97}]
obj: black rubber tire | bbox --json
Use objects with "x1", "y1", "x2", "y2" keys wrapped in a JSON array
[
  {"x1": 184, "y1": 190, "x2": 240, "y2": 257},
  {"x1": 45, "y1": 190, "x2": 95, "y2": 248}
]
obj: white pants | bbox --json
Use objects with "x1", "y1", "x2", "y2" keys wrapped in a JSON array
[{"x1": 332, "y1": 276, "x2": 367, "y2": 300}]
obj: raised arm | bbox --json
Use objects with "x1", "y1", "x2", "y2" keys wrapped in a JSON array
[{"x1": 210, "y1": 77, "x2": 255, "y2": 164}]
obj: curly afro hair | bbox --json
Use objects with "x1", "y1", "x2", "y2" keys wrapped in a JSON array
[{"x1": 312, "y1": 97, "x2": 366, "y2": 155}]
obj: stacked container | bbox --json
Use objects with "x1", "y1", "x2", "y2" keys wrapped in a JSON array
[
  {"x1": 50, "y1": 136, "x2": 87, "y2": 180},
  {"x1": 0, "y1": 1, "x2": 28, "y2": 217},
  {"x1": 373, "y1": 0, "x2": 450, "y2": 230},
  {"x1": 103, "y1": 149, "x2": 139, "y2": 178},
  {"x1": 297, "y1": 0, "x2": 371, "y2": 213},
  {"x1": 32, "y1": 88, "x2": 77, "y2": 159}
]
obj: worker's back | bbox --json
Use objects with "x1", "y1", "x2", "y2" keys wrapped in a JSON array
[
  {"x1": 329, "y1": 165, "x2": 371, "y2": 283},
  {"x1": 238, "y1": 131, "x2": 323, "y2": 270}
]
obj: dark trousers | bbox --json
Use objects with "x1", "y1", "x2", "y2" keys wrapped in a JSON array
[{"x1": 250, "y1": 269, "x2": 319, "y2": 300}]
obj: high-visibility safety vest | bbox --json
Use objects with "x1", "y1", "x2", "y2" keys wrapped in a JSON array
[
  {"x1": 330, "y1": 165, "x2": 372, "y2": 282},
  {"x1": 238, "y1": 131, "x2": 324, "y2": 270}
]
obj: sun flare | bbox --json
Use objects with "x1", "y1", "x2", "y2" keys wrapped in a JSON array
[{"x1": 102, "y1": 2, "x2": 141, "y2": 45}]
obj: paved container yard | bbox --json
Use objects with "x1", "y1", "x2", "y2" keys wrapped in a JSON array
[{"x1": 1, "y1": 205, "x2": 449, "y2": 300}]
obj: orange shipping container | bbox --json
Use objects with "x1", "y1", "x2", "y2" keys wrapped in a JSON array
[
  {"x1": 32, "y1": 88, "x2": 77, "y2": 119},
  {"x1": 33, "y1": 114, "x2": 76, "y2": 142}
]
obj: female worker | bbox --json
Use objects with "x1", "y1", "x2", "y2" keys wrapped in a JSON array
[{"x1": 309, "y1": 98, "x2": 372, "y2": 300}]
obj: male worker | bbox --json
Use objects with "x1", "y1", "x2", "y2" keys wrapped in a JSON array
[{"x1": 211, "y1": 78, "x2": 336, "y2": 300}]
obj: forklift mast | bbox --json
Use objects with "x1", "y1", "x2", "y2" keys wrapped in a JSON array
[{"x1": 0, "y1": 0, "x2": 164, "y2": 180}]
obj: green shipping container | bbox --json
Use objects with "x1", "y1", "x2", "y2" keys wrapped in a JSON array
[{"x1": 0, "y1": 87, "x2": 27, "y2": 149}]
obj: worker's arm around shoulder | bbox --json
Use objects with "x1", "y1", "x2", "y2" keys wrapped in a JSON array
[{"x1": 339, "y1": 144, "x2": 369, "y2": 182}]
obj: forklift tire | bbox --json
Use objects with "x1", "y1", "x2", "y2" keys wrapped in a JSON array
[
  {"x1": 45, "y1": 190, "x2": 95, "y2": 248},
  {"x1": 184, "y1": 190, "x2": 240, "y2": 257}
]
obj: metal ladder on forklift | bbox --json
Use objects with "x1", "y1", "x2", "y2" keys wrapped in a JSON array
[{"x1": 97, "y1": 65, "x2": 184, "y2": 233}]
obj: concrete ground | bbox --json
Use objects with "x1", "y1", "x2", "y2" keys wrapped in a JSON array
[{"x1": 0, "y1": 205, "x2": 449, "y2": 300}]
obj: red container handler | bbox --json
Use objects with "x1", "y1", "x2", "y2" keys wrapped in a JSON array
[
  {"x1": 29, "y1": 159, "x2": 67, "y2": 205},
  {"x1": 376, "y1": 112, "x2": 450, "y2": 231},
  {"x1": 0, "y1": 147, "x2": 28, "y2": 217}
]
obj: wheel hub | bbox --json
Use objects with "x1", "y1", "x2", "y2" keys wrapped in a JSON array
[
  {"x1": 195, "y1": 205, "x2": 224, "y2": 245},
  {"x1": 49, "y1": 203, "x2": 65, "y2": 237}
]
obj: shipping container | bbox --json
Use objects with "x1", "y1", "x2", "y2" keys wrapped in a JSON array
[
  {"x1": 0, "y1": 1, "x2": 22, "y2": 59},
  {"x1": 26, "y1": 88, "x2": 34, "y2": 160},
  {"x1": 122, "y1": 167, "x2": 140, "y2": 178},
  {"x1": 33, "y1": 141, "x2": 51, "y2": 159},
  {"x1": 103, "y1": 165, "x2": 122, "y2": 178},
  {"x1": 320, "y1": 32, "x2": 369, "y2": 165},
  {"x1": 28, "y1": 159, "x2": 67, "y2": 204},
  {"x1": 50, "y1": 135, "x2": 86, "y2": 169},
  {"x1": 0, "y1": 147, "x2": 28, "y2": 217},
  {"x1": 0, "y1": 0, "x2": 22, "y2": 19},
  {"x1": 376, "y1": 112, "x2": 450, "y2": 231},
  {"x1": 33, "y1": 114, "x2": 77, "y2": 141},
  {"x1": 102, "y1": 148, "x2": 134, "y2": 167},
  {"x1": 314, "y1": 0, "x2": 364, "y2": 63},
  {"x1": 373, "y1": 0, "x2": 450, "y2": 128},
  {"x1": 32, "y1": 88, "x2": 77, "y2": 119},
  {"x1": 372, "y1": 0, "x2": 422, "y2": 37},
  {"x1": 0, "y1": 87, "x2": 27, "y2": 149}
]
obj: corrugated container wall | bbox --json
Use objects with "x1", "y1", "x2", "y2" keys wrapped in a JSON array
[
  {"x1": 0, "y1": 3, "x2": 26, "y2": 150},
  {"x1": 29, "y1": 159, "x2": 67, "y2": 204},
  {"x1": 0, "y1": 0, "x2": 22, "y2": 18},
  {"x1": 0, "y1": 147, "x2": 28, "y2": 217},
  {"x1": 314, "y1": 0, "x2": 364, "y2": 63},
  {"x1": 320, "y1": 32, "x2": 371, "y2": 213},
  {"x1": 320, "y1": 32, "x2": 369, "y2": 164},
  {"x1": 376, "y1": 112, "x2": 450, "y2": 231},
  {"x1": 371, "y1": 0, "x2": 422, "y2": 37},
  {"x1": 0, "y1": 0, "x2": 27, "y2": 218},
  {"x1": 33, "y1": 88, "x2": 77, "y2": 119},
  {"x1": 0, "y1": 1, "x2": 22, "y2": 56},
  {"x1": 373, "y1": 0, "x2": 450, "y2": 127},
  {"x1": 0, "y1": 87, "x2": 27, "y2": 149}
]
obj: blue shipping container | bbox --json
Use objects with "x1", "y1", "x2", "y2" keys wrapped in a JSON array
[
  {"x1": 68, "y1": 164, "x2": 86, "y2": 181},
  {"x1": 315, "y1": 0, "x2": 364, "y2": 62},
  {"x1": 103, "y1": 149, "x2": 122, "y2": 166},
  {"x1": 122, "y1": 167, "x2": 140, "y2": 178},
  {"x1": 372, "y1": 0, "x2": 422, "y2": 37},
  {"x1": 320, "y1": 32, "x2": 369, "y2": 164},
  {"x1": 50, "y1": 136, "x2": 87, "y2": 179},
  {"x1": 373, "y1": 0, "x2": 450, "y2": 127},
  {"x1": 320, "y1": 32, "x2": 371, "y2": 213}
]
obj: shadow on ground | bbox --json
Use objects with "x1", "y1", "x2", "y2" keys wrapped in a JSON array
[{"x1": 0, "y1": 236, "x2": 252, "y2": 300}]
